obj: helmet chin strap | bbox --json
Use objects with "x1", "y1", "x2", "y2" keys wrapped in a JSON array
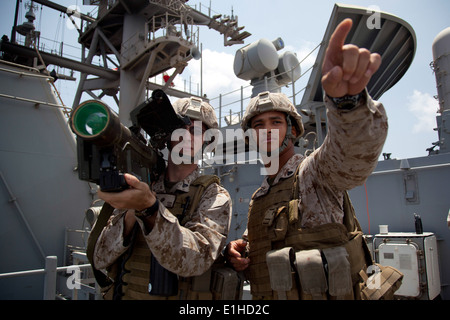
[{"x1": 276, "y1": 114, "x2": 293, "y2": 155}]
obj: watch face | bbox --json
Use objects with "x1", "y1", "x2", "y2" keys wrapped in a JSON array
[
  {"x1": 332, "y1": 93, "x2": 362, "y2": 110},
  {"x1": 339, "y1": 101, "x2": 357, "y2": 110}
]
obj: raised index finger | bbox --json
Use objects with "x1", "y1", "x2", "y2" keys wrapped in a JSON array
[{"x1": 327, "y1": 18, "x2": 353, "y2": 58}]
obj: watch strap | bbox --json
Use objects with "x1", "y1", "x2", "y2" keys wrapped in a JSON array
[
  {"x1": 135, "y1": 199, "x2": 159, "y2": 219},
  {"x1": 330, "y1": 92, "x2": 363, "y2": 110}
]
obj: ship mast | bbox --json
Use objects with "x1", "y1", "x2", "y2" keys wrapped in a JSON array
[{"x1": 4, "y1": 0, "x2": 251, "y2": 126}]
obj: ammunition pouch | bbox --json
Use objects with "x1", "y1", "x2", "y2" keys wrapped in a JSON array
[
  {"x1": 322, "y1": 246, "x2": 353, "y2": 299},
  {"x1": 359, "y1": 264, "x2": 403, "y2": 300},
  {"x1": 211, "y1": 267, "x2": 244, "y2": 300},
  {"x1": 179, "y1": 269, "x2": 213, "y2": 300},
  {"x1": 179, "y1": 264, "x2": 244, "y2": 300},
  {"x1": 266, "y1": 247, "x2": 295, "y2": 299},
  {"x1": 266, "y1": 245, "x2": 356, "y2": 300},
  {"x1": 294, "y1": 249, "x2": 328, "y2": 300},
  {"x1": 265, "y1": 242, "x2": 403, "y2": 300}
]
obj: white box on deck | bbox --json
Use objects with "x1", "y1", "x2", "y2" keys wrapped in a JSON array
[{"x1": 374, "y1": 232, "x2": 441, "y2": 299}]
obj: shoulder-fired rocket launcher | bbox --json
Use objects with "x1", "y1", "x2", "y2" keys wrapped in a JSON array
[{"x1": 69, "y1": 89, "x2": 186, "y2": 192}]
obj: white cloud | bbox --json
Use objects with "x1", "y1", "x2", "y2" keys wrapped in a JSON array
[
  {"x1": 406, "y1": 90, "x2": 439, "y2": 133},
  {"x1": 178, "y1": 49, "x2": 252, "y2": 117},
  {"x1": 175, "y1": 41, "x2": 320, "y2": 116},
  {"x1": 286, "y1": 40, "x2": 318, "y2": 73},
  {"x1": 183, "y1": 49, "x2": 249, "y2": 97}
]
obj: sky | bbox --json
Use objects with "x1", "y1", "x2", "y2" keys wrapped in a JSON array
[{"x1": 1, "y1": 0, "x2": 449, "y2": 160}]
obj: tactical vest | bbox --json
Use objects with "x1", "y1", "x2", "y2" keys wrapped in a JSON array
[
  {"x1": 88, "y1": 175, "x2": 243, "y2": 300},
  {"x1": 246, "y1": 165, "x2": 374, "y2": 300},
  {"x1": 119, "y1": 174, "x2": 220, "y2": 300}
]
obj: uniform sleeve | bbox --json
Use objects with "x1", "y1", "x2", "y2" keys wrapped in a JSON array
[
  {"x1": 315, "y1": 90, "x2": 388, "y2": 191},
  {"x1": 296, "y1": 91, "x2": 388, "y2": 228},
  {"x1": 92, "y1": 209, "x2": 130, "y2": 270},
  {"x1": 138, "y1": 183, "x2": 232, "y2": 277}
]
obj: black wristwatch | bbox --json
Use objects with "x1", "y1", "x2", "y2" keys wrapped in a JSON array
[
  {"x1": 135, "y1": 199, "x2": 159, "y2": 219},
  {"x1": 330, "y1": 92, "x2": 363, "y2": 110}
]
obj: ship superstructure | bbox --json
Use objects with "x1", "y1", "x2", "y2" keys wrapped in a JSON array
[{"x1": 0, "y1": 0, "x2": 448, "y2": 300}]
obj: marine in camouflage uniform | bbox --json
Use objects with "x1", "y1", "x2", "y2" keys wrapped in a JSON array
[
  {"x1": 91, "y1": 97, "x2": 233, "y2": 300},
  {"x1": 245, "y1": 91, "x2": 387, "y2": 228},
  {"x1": 226, "y1": 19, "x2": 401, "y2": 299}
]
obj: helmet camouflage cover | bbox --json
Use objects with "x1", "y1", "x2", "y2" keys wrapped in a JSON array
[{"x1": 172, "y1": 97, "x2": 218, "y2": 129}]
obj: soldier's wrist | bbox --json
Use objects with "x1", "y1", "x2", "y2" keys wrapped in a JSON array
[
  {"x1": 328, "y1": 91, "x2": 364, "y2": 110},
  {"x1": 135, "y1": 199, "x2": 159, "y2": 219}
]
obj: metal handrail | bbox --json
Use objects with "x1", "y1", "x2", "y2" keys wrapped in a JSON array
[
  {"x1": 209, "y1": 42, "x2": 322, "y2": 128},
  {"x1": 0, "y1": 256, "x2": 93, "y2": 300},
  {"x1": 0, "y1": 263, "x2": 91, "y2": 278}
]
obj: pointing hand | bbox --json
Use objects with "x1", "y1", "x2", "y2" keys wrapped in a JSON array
[{"x1": 321, "y1": 18, "x2": 381, "y2": 98}]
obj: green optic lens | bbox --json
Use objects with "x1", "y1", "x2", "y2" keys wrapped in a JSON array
[
  {"x1": 73, "y1": 102, "x2": 108, "y2": 137},
  {"x1": 85, "y1": 112, "x2": 107, "y2": 135}
]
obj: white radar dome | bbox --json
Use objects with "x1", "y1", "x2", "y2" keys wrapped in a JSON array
[
  {"x1": 276, "y1": 51, "x2": 301, "y2": 86},
  {"x1": 233, "y1": 38, "x2": 279, "y2": 80},
  {"x1": 432, "y1": 27, "x2": 450, "y2": 111}
]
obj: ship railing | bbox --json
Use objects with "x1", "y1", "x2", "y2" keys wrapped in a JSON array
[
  {"x1": 13, "y1": 32, "x2": 105, "y2": 70},
  {"x1": 120, "y1": 10, "x2": 200, "y2": 60},
  {"x1": 147, "y1": 73, "x2": 202, "y2": 97},
  {"x1": 0, "y1": 256, "x2": 99, "y2": 300},
  {"x1": 211, "y1": 58, "x2": 316, "y2": 128},
  {"x1": 63, "y1": 227, "x2": 91, "y2": 266},
  {"x1": 190, "y1": 0, "x2": 228, "y2": 19},
  {"x1": 147, "y1": 12, "x2": 200, "y2": 49}
]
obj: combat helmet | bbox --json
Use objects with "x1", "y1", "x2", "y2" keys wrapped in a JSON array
[
  {"x1": 241, "y1": 91, "x2": 305, "y2": 143},
  {"x1": 172, "y1": 96, "x2": 218, "y2": 129}
]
